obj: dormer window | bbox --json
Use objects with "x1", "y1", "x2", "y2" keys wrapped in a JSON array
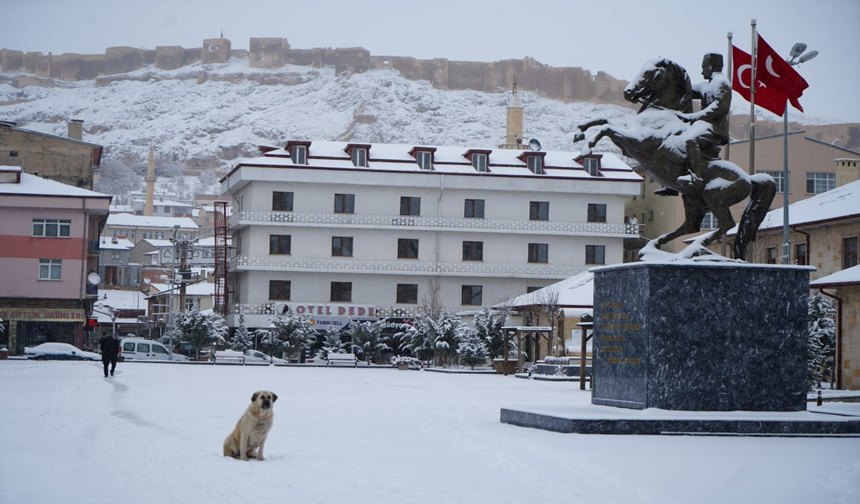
[
  {"x1": 345, "y1": 143, "x2": 371, "y2": 167},
  {"x1": 463, "y1": 149, "x2": 491, "y2": 172},
  {"x1": 578, "y1": 154, "x2": 603, "y2": 176},
  {"x1": 286, "y1": 140, "x2": 312, "y2": 165},
  {"x1": 410, "y1": 147, "x2": 436, "y2": 170},
  {"x1": 518, "y1": 151, "x2": 547, "y2": 175}
]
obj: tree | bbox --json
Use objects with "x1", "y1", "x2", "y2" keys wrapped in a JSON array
[
  {"x1": 348, "y1": 320, "x2": 390, "y2": 364},
  {"x1": 532, "y1": 286, "x2": 562, "y2": 357},
  {"x1": 474, "y1": 307, "x2": 508, "y2": 359},
  {"x1": 456, "y1": 325, "x2": 488, "y2": 369},
  {"x1": 230, "y1": 312, "x2": 254, "y2": 352},
  {"x1": 175, "y1": 309, "x2": 227, "y2": 360},
  {"x1": 807, "y1": 291, "x2": 837, "y2": 390},
  {"x1": 401, "y1": 309, "x2": 463, "y2": 367},
  {"x1": 269, "y1": 311, "x2": 316, "y2": 363},
  {"x1": 317, "y1": 329, "x2": 346, "y2": 360}
]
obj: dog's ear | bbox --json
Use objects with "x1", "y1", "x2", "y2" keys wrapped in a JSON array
[
  {"x1": 272, "y1": 393, "x2": 278, "y2": 403},
  {"x1": 251, "y1": 392, "x2": 259, "y2": 403}
]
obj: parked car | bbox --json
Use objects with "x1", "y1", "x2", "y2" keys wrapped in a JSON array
[
  {"x1": 244, "y1": 350, "x2": 287, "y2": 365},
  {"x1": 24, "y1": 342, "x2": 100, "y2": 361},
  {"x1": 120, "y1": 338, "x2": 188, "y2": 362}
]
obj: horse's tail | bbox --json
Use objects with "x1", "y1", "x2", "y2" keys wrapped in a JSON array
[{"x1": 734, "y1": 173, "x2": 777, "y2": 260}]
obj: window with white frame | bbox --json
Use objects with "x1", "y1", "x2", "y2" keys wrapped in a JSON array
[
  {"x1": 700, "y1": 211, "x2": 717, "y2": 230},
  {"x1": 33, "y1": 219, "x2": 71, "y2": 237},
  {"x1": 583, "y1": 157, "x2": 600, "y2": 176},
  {"x1": 416, "y1": 151, "x2": 433, "y2": 170},
  {"x1": 585, "y1": 245, "x2": 605, "y2": 265},
  {"x1": 291, "y1": 145, "x2": 308, "y2": 165},
  {"x1": 39, "y1": 259, "x2": 62, "y2": 280},
  {"x1": 471, "y1": 153, "x2": 488, "y2": 172},
  {"x1": 526, "y1": 155, "x2": 543, "y2": 174},
  {"x1": 351, "y1": 147, "x2": 368, "y2": 167},
  {"x1": 806, "y1": 172, "x2": 835, "y2": 194}
]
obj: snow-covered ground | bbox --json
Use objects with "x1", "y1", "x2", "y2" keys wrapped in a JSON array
[{"x1": 1, "y1": 360, "x2": 858, "y2": 504}]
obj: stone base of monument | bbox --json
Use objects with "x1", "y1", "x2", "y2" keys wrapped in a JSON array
[{"x1": 498, "y1": 261, "x2": 860, "y2": 436}]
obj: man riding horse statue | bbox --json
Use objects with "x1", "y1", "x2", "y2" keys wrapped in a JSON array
[{"x1": 575, "y1": 53, "x2": 775, "y2": 261}]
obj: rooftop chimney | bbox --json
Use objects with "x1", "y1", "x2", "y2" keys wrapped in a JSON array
[{"x1": 68, "y1": 119, "x2": 83, "y2": 140}]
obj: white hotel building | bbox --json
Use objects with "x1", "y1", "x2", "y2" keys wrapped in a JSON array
[{"x1": 219, "y1": 140, "x2": 641, "y2": 330}]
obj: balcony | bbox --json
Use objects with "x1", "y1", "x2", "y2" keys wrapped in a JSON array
[
  {"x1": 229, "y1": 211, "x2": 641, "y2": 237},
  {"x1": 88, "y1": 239, "x2": 100, "y2": 254}
]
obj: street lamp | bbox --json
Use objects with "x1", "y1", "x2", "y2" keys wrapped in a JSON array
[
  {"x1": 168, "y1": 224, "x2": 180, "y2": 357},
  {"x1": 781, "y1": 42, "x2": 818, "y2": 264}
]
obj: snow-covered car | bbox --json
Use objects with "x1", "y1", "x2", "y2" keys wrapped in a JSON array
[
  {"x1": 243, "y1": 350, "x2": 287, "y2": 365},
  {"x1": 24, "y1": 342, "x2": 101, "y2": 361},
  {"x1": 120, "y1": 338, "x2": 189, "y2": 362}
]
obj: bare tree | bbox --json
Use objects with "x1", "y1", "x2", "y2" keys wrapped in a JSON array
[
  {"x1": 421, "y1": 276, "x2": 443, "y2": 319},
  {"x1": 532, "y1": 286, "x2": 561, "y2": 357}
]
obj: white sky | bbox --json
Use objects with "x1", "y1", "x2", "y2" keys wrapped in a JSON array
[{"x1": 2, "y1": 0, "x2": 859, "y2": 123}]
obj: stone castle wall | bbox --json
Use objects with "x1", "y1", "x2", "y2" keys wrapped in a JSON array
[{"x1": 0, "y1": 37, "x2": 628, "y2": 106}]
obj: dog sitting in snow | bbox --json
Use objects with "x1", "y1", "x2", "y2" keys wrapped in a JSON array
[{"x1": 223, "y1": 390, "x2": 278, "y2": 461}]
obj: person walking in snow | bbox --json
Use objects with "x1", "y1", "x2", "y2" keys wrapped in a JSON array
[{"x1": 98, "y1": 332, "x2": 120, "y2": 377}]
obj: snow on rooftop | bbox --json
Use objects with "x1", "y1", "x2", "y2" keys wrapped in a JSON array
[
  {"x1": 99, "y1": 237, "x2": 134, "y2": 250},
  {"x1": 107, "y1": 213, "x2": 198, "y2": 229},
  {"x1": 810, "y1": 264, "x2": 860, "y2": 287},
  {"x1": 0, "y1": 170, "x2": 110, "y2": 198},
  {"x1": 500, "y1": 271, "x2": 594, "y2": 309}
]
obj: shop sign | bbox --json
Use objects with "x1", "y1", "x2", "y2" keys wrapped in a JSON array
[{"x1": 0, "y1": 307, "x2": 85, "y2": 322}]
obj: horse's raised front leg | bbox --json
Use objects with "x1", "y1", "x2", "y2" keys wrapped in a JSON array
[{"x1": 573, "y1": 119, "x2": 609, "y2": 143}]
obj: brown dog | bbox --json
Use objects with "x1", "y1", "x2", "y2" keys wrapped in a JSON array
[{"x1": 223, "y1": 390, "x2": 278, "y2": 461}]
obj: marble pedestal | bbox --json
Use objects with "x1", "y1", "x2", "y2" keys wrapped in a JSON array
[{"x1": 591, "y1": 262, "x2": 810, "y2": 412}]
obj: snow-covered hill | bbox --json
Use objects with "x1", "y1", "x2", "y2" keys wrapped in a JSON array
[{"x1": 1, "y1": 57, "x2": 638, "y2": 196}]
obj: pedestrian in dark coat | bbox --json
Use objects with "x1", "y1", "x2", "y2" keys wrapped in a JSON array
[{"x1": 98, "y1": 333, "x2": 120, "y2": 377}]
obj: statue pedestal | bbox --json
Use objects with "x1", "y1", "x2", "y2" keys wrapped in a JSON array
[{"x1": 591, "y1": 262, "x2": 810, "y2": 411}]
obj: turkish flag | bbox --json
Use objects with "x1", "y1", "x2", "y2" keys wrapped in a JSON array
[
  {"x1": 756, "y1": 35, "x2": 809, "y2": 111},
  {"x1": 732, "y1": 45, "x2": 788, "y2": 116}
]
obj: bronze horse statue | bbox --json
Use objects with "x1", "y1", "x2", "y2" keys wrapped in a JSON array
[{"x1": 575, "y1": 59, "x2": 775, "y2": 261}]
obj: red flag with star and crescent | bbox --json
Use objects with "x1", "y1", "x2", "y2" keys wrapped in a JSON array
[
  {"x1": 756, "y1": 35, "x2": 809, "y2": 112},
  {"x1": 732, "y1": 45, "x2": 788, "y2": 116}
]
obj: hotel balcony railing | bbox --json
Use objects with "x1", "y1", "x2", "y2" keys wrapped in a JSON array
[
  {"x1": 230, "y1": 255, "x2": 588, "y2": 279},
  {"x1": 229, "y1": 211, "x2": 640, "y2": 237}
]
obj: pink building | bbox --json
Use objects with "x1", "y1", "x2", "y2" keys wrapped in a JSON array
[{"x1": 0, "y1": 166, "x2": 111, "y2": 353}]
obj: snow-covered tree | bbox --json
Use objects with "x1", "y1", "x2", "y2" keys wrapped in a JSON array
[
  {"x1": 230, "y1": 312, "x2": 254, "y2": 352},
  {"x1": 269, "y1": 311, "x2": 316, "y2": 362},
  {"x1": 175, "y1": 309, "x2": 228, "y2": 360},
  {"x1": 317, "y1": 329, "x2": 346, "y2": 359},
  {"x1": 400, "y1": 310, "x2": 463, "y2": 366},
  {"x1": 474, "y1": 307, "x2": 509, "y2": 359},
  {"x1": 456, "y1": 325, "x2": 489, "y2": 369},
  {"x1": 807, "y1": 291, "x2": 837, "y2": 390},
  {"x1": 348, "y1": 320, "x2": 390, "y2": 364}
]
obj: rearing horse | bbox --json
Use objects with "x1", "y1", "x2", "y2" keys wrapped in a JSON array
[{"x1": 576, "y1": 59, "x2": 775, "y2": 261}]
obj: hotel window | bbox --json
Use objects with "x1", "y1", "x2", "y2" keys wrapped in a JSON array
[
  {"x1": 400, "y1": 196, "x2": 421, "y2": 216},
  {"x1": 585, "y1": 245, "x2": 605, "y2": 265},
  {"x1": 462, "y1": 241, "x2": 483, "y2": 261},
  {"x1": 530, "y1": 201, "x2": 549, "y2": 221},
  {"x1": 39, "y1": 259, "x2": 62, "y2": 280},
  {"x1": 269, "y1": 235, "x2": 291, "y2": 255},
  {"x1": 461, "y1": 285, "x2": 483, "y2": 306},
  {"x1": 272, "y1": 191, "x2": 294, "y2": 211},
  {"x1": 583, "y1": 157, "x2": 600, "y2": 176},
  {"x1": 269, "y1": 280, "x2": 291, "y2": 300},
  {"x1": 766, "y1": 247, "x2": 778, "y2": 264},
  {"x1": 351, "y1": 147, "x2": 368, "y2": 167},
  {"x1": 526, "y1": 155, "x2": 543, "y2": 174},
  {"x1": 700, "y1": 211, "x2": 717, "y2": 230},
  {"x1": 761, "y1": 170, "x2": 786, "y2": 193},
  {"x1": 334, "y1": 193, "x2": 355, "y2": 214},
  {"x1": 396, "y1": 284, "x2": 418, "y2": 304},
  {"x1": 587, "y1": 204, "x2": 607, "y2": 223},
  {"x1": 464, "y1": 199, "x2": 485, "y2": 219},
  {"x1": 33, "y1": 219, "x2": 71, "y2": 237},
  {"x1": 290, "y1": 144, "x2": 308, "y2": 165},
  {"x1": 806, "y1": 172, "x2": 835, "y2": 194},
  {"x1": 844, "y1": 236, "x2": 858, "y2": 269},
  {"x1": 528, "y1": 243, "x2": 548, "y2": 263},
  {"x1": 397, "y1": 238, "x2": 419, "y2": 259},
  {"x1": 330, "y1": 282, "x2": 352, "y2": 302},
  {"x1": 794, "y1": 243, "x2": 807, "y2": 265},
  {"x1": 332, "y1": 236, "x2": 353, "y2": 257},
  {"x1": 416, "y1": 151, "x2": 433, "y2": 170},
  {"x1": 471, "y1": 153, "x2": 488, "y2": 172}
]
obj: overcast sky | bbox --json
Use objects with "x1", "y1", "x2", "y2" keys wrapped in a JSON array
[{"x1": 3, "y1": 0, "x2": 859, "y2": 123}]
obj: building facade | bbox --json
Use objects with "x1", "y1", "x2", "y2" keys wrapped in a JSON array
[
  {"x1": 0, "y1": 166, "x2": 111, "y2": 353},
  {"x1": 220, "y1": 141, "x2": 641, "y2": 330}
]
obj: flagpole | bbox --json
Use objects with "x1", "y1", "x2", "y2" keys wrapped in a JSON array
[
  {"x1": 749, "y1": 19, "x2": 757, "y2": 175},
  {"x1": 726, "y1": 31, "x2": 732, "y2": 162}
]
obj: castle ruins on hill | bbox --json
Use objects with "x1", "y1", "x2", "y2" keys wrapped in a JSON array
[{"x1": 0, "y1": 37, "x2": 630, "y2": 107}]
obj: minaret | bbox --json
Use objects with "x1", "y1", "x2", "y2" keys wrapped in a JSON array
[
  {"x1": 144, "y1": 147, "x2": 155, "y2": 216},
  {"x1": 500, "y1": 75, "x2": 524, "y2": 149}
]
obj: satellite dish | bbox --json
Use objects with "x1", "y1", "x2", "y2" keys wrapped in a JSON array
[
  {"x1": 87, "y1": 271, "x2": 101, "y2": 286},
  {"x1": 528, "y1": 138, "x2": 542, "y2": 152}
]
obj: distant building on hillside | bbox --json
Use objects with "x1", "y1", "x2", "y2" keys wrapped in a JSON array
[
  {"x1": 219, "y1": 140, "x2": 642, "y2": 332},
  {"x1": 0, "y1": 166, "x2": 111, "y2": 353},
  {"x1": 0, "y1": 120, "x2": 103, "y2": 190},
  {"x1": 104, "y1": 213, "x2": 198, "y2": 244}
]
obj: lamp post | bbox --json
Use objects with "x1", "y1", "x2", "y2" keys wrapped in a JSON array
[
  {"x1": 781, "y1": 43, "x2": 818, "y2": 264},
  {"x1": 168, "y1": 224, "x2": 180, "y2": 358}
]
